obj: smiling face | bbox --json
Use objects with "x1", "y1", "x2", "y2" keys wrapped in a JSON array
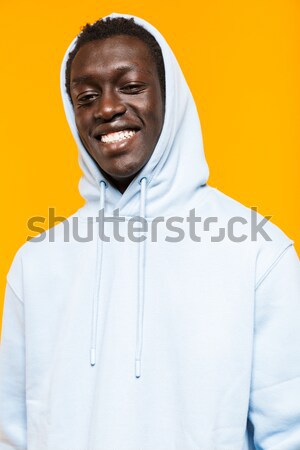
[{"x1": 70, "y1": 35, "x2": 165, "y2": 193}]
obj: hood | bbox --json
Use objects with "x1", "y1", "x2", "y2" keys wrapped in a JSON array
[
  {"x1": 60, "y1": 12, "x2": 209, "y2": 219},
  {"x1": 59, "y1": 12, "x2": 210, "y2": 378}
]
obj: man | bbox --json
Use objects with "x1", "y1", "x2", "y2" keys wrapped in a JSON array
[{"x1": 0, "y1": 12, "x2": 300, "y2": 450}]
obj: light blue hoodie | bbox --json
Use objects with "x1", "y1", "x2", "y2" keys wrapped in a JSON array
[{"x1": 1, "y1": 12, "x2": 300, "y2": 450}]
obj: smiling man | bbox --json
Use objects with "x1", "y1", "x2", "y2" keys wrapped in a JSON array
[
  {"x1": 68, "y1": 33, "x2": 165, "y2": 193},
  {"x1": 1, "y1": 12, "x2": 300, "y2": 450}
]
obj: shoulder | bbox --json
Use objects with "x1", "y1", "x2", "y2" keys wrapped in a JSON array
[
  {"x1": 205, "y1": 186, "x2": 295, "y2": 286},
  {"x1": 6, "y1": 211, "x2": 82, "y2": 293}
]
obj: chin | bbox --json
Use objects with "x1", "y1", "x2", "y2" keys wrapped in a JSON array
[
  {"x1": 106, "y1": 161, "x2": 144, "y2": 180},
  {"x1": 99, "y1": 164, "x2": 142, "y2": 186}
]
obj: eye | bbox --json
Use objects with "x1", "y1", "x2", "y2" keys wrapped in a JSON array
[
  {"x1": 121, "y1": 83, "x2": 146, "y2": 94},
  {"x1": 77, "y1": 93, "x2": 98, "y2": 104}
]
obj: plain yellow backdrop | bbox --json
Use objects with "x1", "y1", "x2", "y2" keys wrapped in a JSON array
[{"x1": 0, "y1": 0, "x2": 299, "y2": 329}]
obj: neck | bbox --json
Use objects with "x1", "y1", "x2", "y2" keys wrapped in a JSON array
[{"x1": 99, "y1": 169, "x2": 138, "y2": 194}]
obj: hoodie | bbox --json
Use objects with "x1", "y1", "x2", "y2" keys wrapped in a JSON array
[{"x1": 1, "y1": 11, "x2": 300, "y2": 450}]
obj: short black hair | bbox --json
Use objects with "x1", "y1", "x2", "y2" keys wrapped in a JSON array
[{"x1": 65, "y1": 17, "x2": 165, "y2": 105}]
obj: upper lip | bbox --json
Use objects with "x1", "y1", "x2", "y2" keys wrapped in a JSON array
[{"x1": 93, "y1": 124, "x2": 141, "y2": 140}]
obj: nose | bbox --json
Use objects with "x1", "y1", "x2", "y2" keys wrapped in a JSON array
[{"x1": 94, "y1": 88, "x2": 126, "y2": 121}]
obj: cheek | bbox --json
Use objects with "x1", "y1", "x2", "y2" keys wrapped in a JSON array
[
  {"x1": 147, "y1": 109, "x2": 164, "y2": 142},
  {"x1": 74, "y1": 115, "x2": 83, "y2": 134},
  {"x1": 144, "y1": 95, "x2": 164, "y2": 132},
  {"x1": 74, "y1": 112, "x2": 91, "y2": 136}
]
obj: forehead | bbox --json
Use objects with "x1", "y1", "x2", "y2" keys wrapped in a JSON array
[{"x1": 71, "y1": 35, "x2": 156, "y2": 79}]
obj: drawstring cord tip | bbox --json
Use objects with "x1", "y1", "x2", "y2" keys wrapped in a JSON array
[
  {"x1": 90, "y1": 348, "x2": 96, "y2": 366},
  {"x1": 135, "y1": 360, "x2": 141, "y2": 378}
]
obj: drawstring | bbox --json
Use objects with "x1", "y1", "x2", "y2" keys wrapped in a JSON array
[
  {"x1": 135, "y1": 177, "x2": 147, "y2": 378},
  {"x1": 89, "y1": 177, "x2": 148, "y2": 379},
  {"x1": 90, "y1": 180, "x2": 106, "y2": 366}
]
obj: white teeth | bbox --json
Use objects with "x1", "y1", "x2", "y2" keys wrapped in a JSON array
[{"x1": 101, "y1": 129, "x2": 136, "y2": 143}]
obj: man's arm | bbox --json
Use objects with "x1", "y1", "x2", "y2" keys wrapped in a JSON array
[
  {"x1": 249, "y1": 244, "x2": 300, "y2": 449},
  {"x1": 0, "y1": 282, "x2": 27, "y2": 450}
]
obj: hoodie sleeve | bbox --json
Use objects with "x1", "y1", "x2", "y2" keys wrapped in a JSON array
[
  {"x1": 249, "y1": 243, "x2": 300, "y2": 449},
  {"x1": 0, "y1": 273, "x2": 27, "y2": 449}
]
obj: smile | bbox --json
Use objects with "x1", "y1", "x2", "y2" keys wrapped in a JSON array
[{"x1": 100, "y1": 129, "x2": 137, "y2": 144}]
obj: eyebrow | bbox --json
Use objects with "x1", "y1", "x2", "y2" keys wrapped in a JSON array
[{"x1": 71, "y1": 64, "x2": 152, "y2": 86}]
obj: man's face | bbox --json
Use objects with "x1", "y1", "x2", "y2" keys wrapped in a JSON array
[{"x1": 70, "y1": 35, "x2": 165, "y2": 193}]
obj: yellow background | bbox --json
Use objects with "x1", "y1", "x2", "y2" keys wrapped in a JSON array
[{"x1": 0, "y1": 1, "x2": 299, "y2": 328}]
